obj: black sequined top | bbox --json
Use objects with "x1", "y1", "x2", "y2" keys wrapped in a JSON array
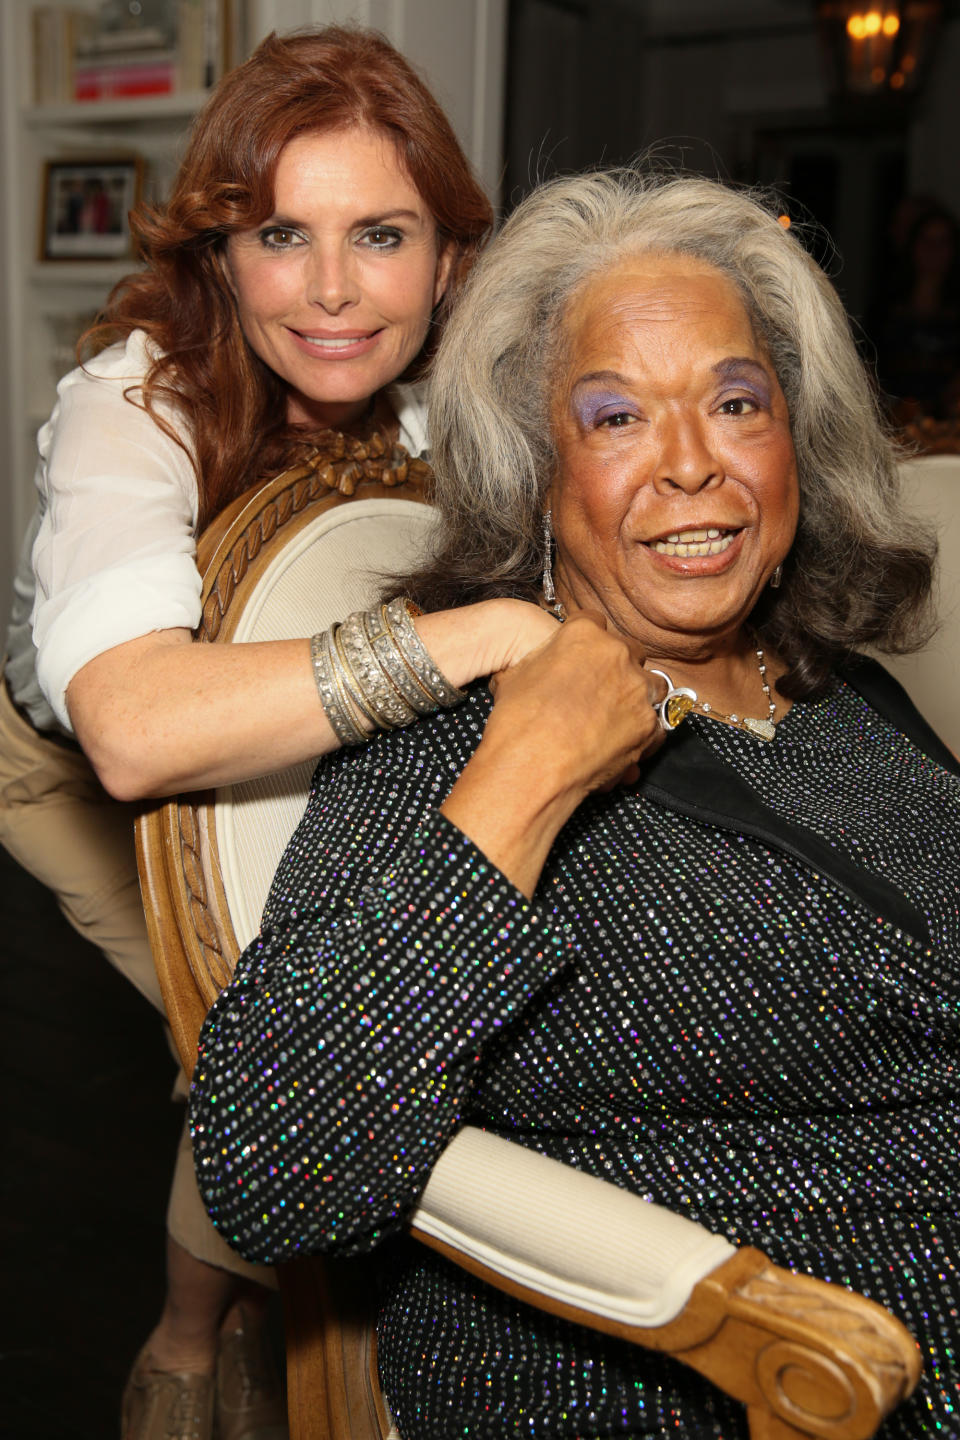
[{"x1": 191, "y1": 662, "x2": 960, "y2": 1439}]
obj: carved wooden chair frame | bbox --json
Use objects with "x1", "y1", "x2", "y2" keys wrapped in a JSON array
[{"x1": 137, "y1": 437, "x2": 429, "y2": 1439}]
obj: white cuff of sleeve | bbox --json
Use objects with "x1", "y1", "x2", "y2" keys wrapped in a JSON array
[{"x1": 35, "y1": 559, "x2": 202, "y2": 729}]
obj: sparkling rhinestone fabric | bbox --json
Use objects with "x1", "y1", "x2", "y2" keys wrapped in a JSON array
[{"x1": 191, "y1": 675, "x2": 960, "y2": 1438}]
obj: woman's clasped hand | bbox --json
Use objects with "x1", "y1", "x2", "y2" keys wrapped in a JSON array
[{"x1": 451, "y1": 614, "x2": 668, "y2": 897}]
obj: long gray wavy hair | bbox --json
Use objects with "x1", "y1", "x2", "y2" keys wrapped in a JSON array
[{"x1": 401, "y1": 168, "x2": 936, "y2": 697}]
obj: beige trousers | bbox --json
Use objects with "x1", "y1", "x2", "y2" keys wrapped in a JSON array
[{"x1": 0, "y1": 675, "x2": 274, "y2": 1286}]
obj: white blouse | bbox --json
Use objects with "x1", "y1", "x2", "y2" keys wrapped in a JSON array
[{"x1": 6, "y1": 330, "x2": 428, "y2": 733}]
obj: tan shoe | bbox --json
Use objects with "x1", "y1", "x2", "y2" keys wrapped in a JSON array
[
  {"x1": 216, "y1": 1319, "x2": 288, "y2": 1440},
  {"x1": 121, "y1": 1348, "x2": 214, "y2": 1440}
]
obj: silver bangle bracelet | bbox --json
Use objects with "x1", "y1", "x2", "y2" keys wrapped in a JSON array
[
  {"x1": 326, "y1": 627, "x2": 379, "y2": 740},
  {"x1": 364, "y1": 606, "x2": 438, "y2": 716},
  {"x1": 330, "y1": 623, "x2": 384, "y2": 732},
  {"x1": 310, "y1": 629, "x2": 371, "y2": 746},
  {"x1": 382, "y1": 596, "x2": 467, "y2": 709},
  {"x1": 337, "y1": 611, "x2": 418, "y2": 731},
  {"x1": 309, "y1": 596, "x2": 466, "y2": 746}
]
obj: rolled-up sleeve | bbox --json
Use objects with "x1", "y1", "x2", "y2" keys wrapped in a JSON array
[{"x1": 31, "y1": 334, "x2": 201, "y2": 730}]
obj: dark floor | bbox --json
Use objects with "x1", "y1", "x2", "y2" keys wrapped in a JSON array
[{"x1": 2, "y1": 842, "x2": 203, "y2": 1438}]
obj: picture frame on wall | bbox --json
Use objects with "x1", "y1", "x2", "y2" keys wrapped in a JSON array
[{"x1": 39, "y1": 157, "x2": 144, "y2": 261}]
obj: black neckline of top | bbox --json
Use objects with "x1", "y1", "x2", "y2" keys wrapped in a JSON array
[{"x1": 637, "y1": 656, "x2": 955, "y2": 950}]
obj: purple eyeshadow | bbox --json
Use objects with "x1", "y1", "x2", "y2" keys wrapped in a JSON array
[
  {"x1": 714, "y1": 359, "x2": 772, "y2": 407},
  {"x1": 572, "y1": 388, "x2": 633, "y2": 428}
]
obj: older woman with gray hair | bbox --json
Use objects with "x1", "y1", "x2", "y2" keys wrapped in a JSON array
[{"x1": 190, "y1": 169, "x2": 958, "y2": 1438}]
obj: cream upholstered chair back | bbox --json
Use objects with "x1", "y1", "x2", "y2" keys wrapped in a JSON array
[
  {"x1": 214, "y1": 495, "x2": 437, "y2": 951},
  {"x1": 136, "y1": 442, "x2": 436, "y2": 1062},
  {"x1": 213, "y1": 487, "x2": 424, "y2": 1440},
  {"x1": 885, "y1": 454, "x2": 960, "y2": 754}
]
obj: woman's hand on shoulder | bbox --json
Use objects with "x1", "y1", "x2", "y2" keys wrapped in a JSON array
[
  {"x1": 64, "y1": 598, "x2": 559, "y2": 801},
  {"x1": 414, "y1": 598, "x2": 560, "y2": 691}
]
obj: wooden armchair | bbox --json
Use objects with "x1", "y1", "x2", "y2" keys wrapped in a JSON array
[{"x1": 135, "y1": 436, "x2": 922, "y2": 1440}]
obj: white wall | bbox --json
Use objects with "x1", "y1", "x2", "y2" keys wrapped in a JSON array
[{"x1": 246, "y1": 0, "x2": 506, "y2": 199}]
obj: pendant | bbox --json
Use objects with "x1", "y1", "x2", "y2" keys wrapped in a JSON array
[
  {"x1": 742, "y1": 716, "x2": 776, "y2": 741},
  {"x1": 663, "y1": 692, "x2": 697, "y2": 729}
]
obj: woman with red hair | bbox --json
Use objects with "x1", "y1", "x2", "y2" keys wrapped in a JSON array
[{"x1": 0, "y1": 27, "x2": 554, "y2": 1440}]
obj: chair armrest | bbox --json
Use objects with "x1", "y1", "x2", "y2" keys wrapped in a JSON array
[
  {"x1": 411, "y1": 1125, "x2": 733, "y2": 1328},
  {"x1": 410, "y1": 1127, "x2": 922, "y2": 1440}
]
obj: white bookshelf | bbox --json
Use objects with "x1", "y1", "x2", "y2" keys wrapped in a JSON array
[
  {"x1": 0, "y1": 1, "x2": 229, "y2": 597},
  {"x1": 22, "y1": 91, "x2": 212, "y2": 126}
]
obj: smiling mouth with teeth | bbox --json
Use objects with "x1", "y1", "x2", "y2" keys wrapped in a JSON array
[
  {"x1": 649, "y1": 527, "x2": 737, "y2": 558},
  {"x1": 298, "y1": 333, "x2": 373, "y2": 350}
]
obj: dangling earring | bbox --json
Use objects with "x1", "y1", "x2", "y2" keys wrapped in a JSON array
[
  {"x1": 769, "y1": 563, "x2": 783, "y2": 590},
  {"x1": 541, "y1": 511, "x2": 566, "y2": 620}
]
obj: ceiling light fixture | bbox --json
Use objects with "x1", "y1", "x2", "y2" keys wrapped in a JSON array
[{"x1": 815, "y1": 1, "x2": 943, "y2": 102}]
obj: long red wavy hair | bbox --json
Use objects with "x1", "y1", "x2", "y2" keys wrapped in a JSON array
[{"x1": 82, "y1": 26, "x2": 493, "y2": 529}]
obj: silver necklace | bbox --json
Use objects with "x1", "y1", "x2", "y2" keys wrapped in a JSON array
[{"x1": 692, "y1": 641, "x2": 778, "y2": 741}]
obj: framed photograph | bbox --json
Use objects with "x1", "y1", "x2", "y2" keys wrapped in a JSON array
[{"x1": 39, "y1": 157, "x2": 144, "y2": 261}]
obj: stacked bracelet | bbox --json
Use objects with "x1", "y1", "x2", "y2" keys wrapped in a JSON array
[
  {"x1": 309, "y1": 629, "x2": 371, "y2": 746},
  {"x1": 310, "y1": 598, "x2": 466, "y2": 746}
]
